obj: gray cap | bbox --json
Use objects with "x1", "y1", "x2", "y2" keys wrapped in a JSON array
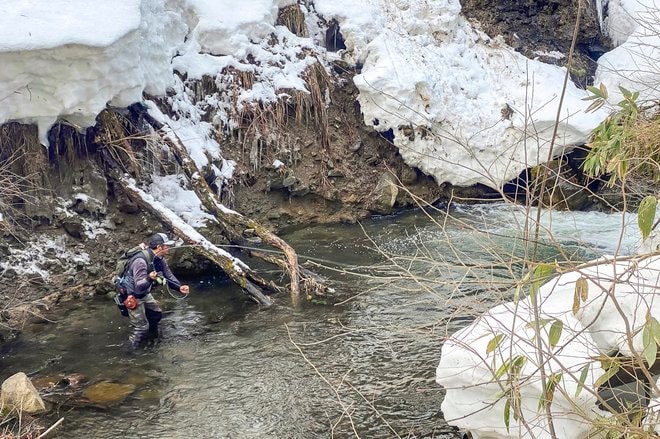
[{"x1": 148, "y1": 233, "x2": 175, "y2": 248}]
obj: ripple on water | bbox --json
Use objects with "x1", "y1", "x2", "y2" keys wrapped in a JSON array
[{"x1": 7, "y1": 204, "x2": 637, "y2": 438}]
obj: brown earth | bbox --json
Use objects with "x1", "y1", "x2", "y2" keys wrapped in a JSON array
[{"x1": 460, "y1": 0, "x2": 610, "y2": 87}]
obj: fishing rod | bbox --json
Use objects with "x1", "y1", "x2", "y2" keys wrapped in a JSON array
[{"x1": 172, "y1": 243, "x2": 363, "y2": 269}]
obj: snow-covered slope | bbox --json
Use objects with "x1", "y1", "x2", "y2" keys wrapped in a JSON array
[
  {"x1": 0, "y1": 0, "x2": 656, "y2": 189},
  {"x1": 0, "y1": 0, "x2": 186, "y2": 144},
  {"x1": 316, "y1": 0, "x2": 607, "y2": 187}
]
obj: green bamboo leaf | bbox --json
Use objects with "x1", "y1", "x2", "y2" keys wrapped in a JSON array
[
  {"x1": 643, "y1": 323, "x2": 651, "y2": 347},
  {"x1": 487, "y1": 333, "x2": 505, "y2": 355},
  {"x1": 595, "y1": 361, "x2": 620, "y2": 387},
  {"x1": 530, "y1": 263, "x2": 554, "y2": 300},
  {"x1": 549, "y1": 320, "x2": 563, "y2": 348},
  {"x1": 511, "y1": 356, "x2": 527, "y2": 376},
  {"x1": 643, "y1": 316, "x2": 658, "y2": 367},
  {"x1": 619, "y1": 85, "x2": 632, "y2": 99},
  {"x1": 637, "y1": 196, "x2": 657, "y2": 240},
  {"x1": 643, "y1": 338, "x2": 657, "y2": 368},
  {"x1": 526, "y1": 318, "x2": 553, "y2": 329},
  {"x1": 494, "y1": 359, "x2": 511, "y2": 380},
  {"x1": 587, "y1": 85, "x2": 602, "y2": 97},
  {"x1": 632, "y1": 91, "x2": 640, "y2": 101},
  {"x1": 652, "y1": 318, "x2": 660, "y2": 344},
  {"x1": 575, "y1": 364, "x2": 590, "y2": 397},
  {"x1": 538, "y1": 373, "x2": 562, "y2": 412},
  {"x1": 503, "y1": 398, "x2": 511, "y2": 432}
]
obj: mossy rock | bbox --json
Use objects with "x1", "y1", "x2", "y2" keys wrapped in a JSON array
[
  {"x1": 123, "y1": 373, "x2": 153, "y2": 386},
  {"x1": 82, "y1": 381, "x2": 135, "y2": 406}
]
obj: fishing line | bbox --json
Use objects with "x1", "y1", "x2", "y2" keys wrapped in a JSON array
[
  {"x1": 155, "y1": 273, "x2": 188, "y2": 300},
  {"x1": 172, "y1": 243, "x2": 364, "y2": 269}
]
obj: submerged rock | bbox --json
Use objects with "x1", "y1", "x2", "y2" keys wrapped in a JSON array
[{"x1": 82, "y1": 381, "x2": 136, "y2": 406}]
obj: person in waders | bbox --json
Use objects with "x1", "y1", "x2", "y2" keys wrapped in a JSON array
[{"x1": 123, "y1": 233, "x2": 190, "y2": 349}]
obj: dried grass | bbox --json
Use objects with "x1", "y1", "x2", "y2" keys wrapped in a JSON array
[
  {"x1": 277, "y1": 3, "x2": 308, "y2": 37},
  {"x1": 0, "y1": 123, "x2": 45, "y2": 233},
  {"x1": 630, "y1": 114, "x2": 660, "y2": 181},
  {"x1": 220, "y1": 60, "x2": 332, "y2": 171},
  {"x1": 95, "y1": 110, "x2": 145, "y2": 176}
]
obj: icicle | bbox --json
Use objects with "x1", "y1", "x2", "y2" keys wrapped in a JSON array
[{"x1": 596, "y1": 0, "x2": 607, "y2": 34}]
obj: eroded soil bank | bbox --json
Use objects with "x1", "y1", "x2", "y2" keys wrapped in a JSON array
[{"x1": 0, "y1": 70, "x2": 462, "y2": 334}]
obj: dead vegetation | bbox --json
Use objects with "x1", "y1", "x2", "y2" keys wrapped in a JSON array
[
  {"x1": 276, "y1": 3, "x2": 308, "y2": 37},
  {"x1": 213, "y1": 59, "x2": 332, "y2": 173},
  {"x1": 0, "y1": 124, "x2": 46, "y2": 236}
]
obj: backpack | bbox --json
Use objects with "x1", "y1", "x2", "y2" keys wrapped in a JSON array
[
  {"x1": 113, "y1": 246, "x2": 154, "y2": 285},
  {"x1": 113, "y1": 246, "x2": 154, "y2": 316}
]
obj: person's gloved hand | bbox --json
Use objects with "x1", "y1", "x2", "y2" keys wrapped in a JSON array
[
  {"x1": 124, "y1": 295, "x2": 138, "y2": 310},
  {"x1": 180, "y1": 285, "x2": 190, "y2": 295}
]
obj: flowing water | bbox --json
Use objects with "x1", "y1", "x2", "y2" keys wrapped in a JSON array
[{"x1": 0, "y1": 203, "x2": 646, "y2": 438}]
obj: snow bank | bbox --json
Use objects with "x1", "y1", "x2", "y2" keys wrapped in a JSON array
[
  {"x1": 603, "y1": 0, "x2": 658, "y2": 47},
  {"x1": 315, "y1": 0, "x2": 607, "y2": 188},
  {"x1": 0, "y1": 0, "x2": 186, "y2": 144},
  {"x1": 595, "y1": 0, "x2": 660, "y2": 103},
  {"x1": 0, "y1": 0, "x2": 656, "y2": 190},
  {"x1": 436, "y1": 254, "x2": 660, "y2": 438},
  {"x1": 0, "y1": 0, "x2": 316, "y2": 147},
  {"x1": 183, "y1": 0, "x2": 280, "y2": 56}
]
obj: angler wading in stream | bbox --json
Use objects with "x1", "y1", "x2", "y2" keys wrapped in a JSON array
[{"x1": 115, "y1": 233, "x2": 190, "y2": 350}]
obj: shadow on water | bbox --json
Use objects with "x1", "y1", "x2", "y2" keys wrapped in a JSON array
[{"x1": 1, "y1": 204, "x2": 640, "y2": 438}]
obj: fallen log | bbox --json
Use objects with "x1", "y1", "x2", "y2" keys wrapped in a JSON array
[
  {"x1": 144, "y1": 116, "x2": 330, "y2": 305},
  {"x1": 113, "y1": 174, "x2": 275, "y2": 306}
]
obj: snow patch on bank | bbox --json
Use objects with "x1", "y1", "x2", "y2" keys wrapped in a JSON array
[
  {"x1": 596, "y1": 0, "x2": 660, "y2": 103},
  {"x1": 0, "y1": 235, "x2": 90, "y2": 280},
  {"x1": 316, "y1": 0, "x2": 607, "y2": 187},
  {"x1": 437, "y1": 252, "x2": 660, "y2": 438},
  {"x1": 150, "y1": 175, "x2": 215, "y2": 227}
]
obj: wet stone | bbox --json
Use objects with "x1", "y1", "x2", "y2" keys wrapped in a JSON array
[
  {"x1": 349, "y1": 141, "x2": 362, "y2": 152},
  {"x1": 85, "y1": 265, "x2": 100, "y2": 276},
  {"x1": 266, "y1": 210, "x2": 281, "y2": 220},
  {"x1": 82, "y1": 381, "x2": 136, "y2": 406}
]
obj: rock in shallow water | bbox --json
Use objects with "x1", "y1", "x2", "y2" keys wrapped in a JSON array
[
  {"x1": 82, "y1": 381, "x2": 135, "y2": 406},
  {"x1": 1, "y1": 372, "x2": 46, "y2": 414}
]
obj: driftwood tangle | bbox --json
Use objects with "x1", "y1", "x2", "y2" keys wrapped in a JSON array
[
  {"x1": 114, "y1": 175, "x2": 275, "y2": 306},
  {"x1": 99, "y1": 109, "x2": 329, "y2": 305}
]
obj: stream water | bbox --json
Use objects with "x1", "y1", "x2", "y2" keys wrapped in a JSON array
[{"x1": 0, "y1": 203, "x2": 645, "y2": 438}]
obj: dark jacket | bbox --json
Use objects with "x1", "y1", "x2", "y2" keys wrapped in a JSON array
[{"x1": 124, "y1": 249, "x2": 181, "y2": 297}]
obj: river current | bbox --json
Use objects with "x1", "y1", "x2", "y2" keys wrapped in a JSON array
[{"x1": 0, "y1": 203, "x2": 645, "y2": 438}]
